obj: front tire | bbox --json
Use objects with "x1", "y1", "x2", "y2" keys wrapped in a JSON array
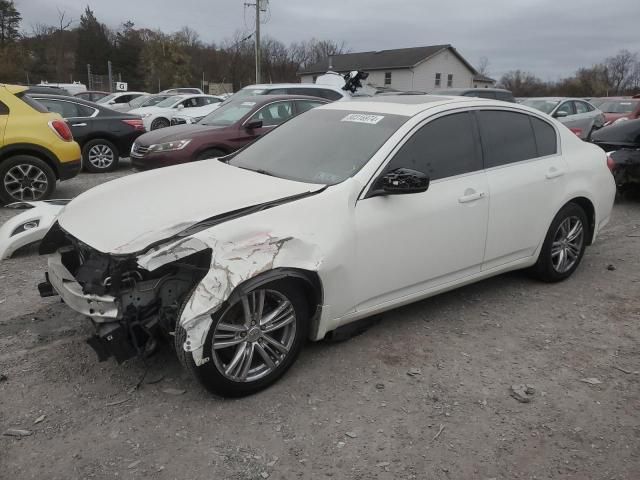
[
  {"x1": 177, "y1": 280, "x2": 308, "y2": 397},
  {"x1": 82, "y1": 139, "x2": 119, "y2": 173},
  {"x1": 531, "y1": 203, "x2": 588, "y2": 282},
  {"x1": 151, "y1": 117, "x2": 170, "y2": 130},
  {"x1": 0, "y1": 155, "x2": 56, "y2": 204}
]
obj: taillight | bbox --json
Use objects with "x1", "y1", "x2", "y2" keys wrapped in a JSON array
[
  {"x1": 606, "y1": 154, "x2": 616, "y2": 171},
  {"x1": 122, "y1": 119, "x2": 145, "y2": 131},
  {"x1": 48, "y1": 120, "x2": 73, "y2": 141},
  {"x1": 569, "y1": 128, "x2": 582, "y2": 137}
]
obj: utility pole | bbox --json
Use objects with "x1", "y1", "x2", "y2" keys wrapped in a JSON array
[
  {"x1": 246, "y1": 0, "x2": 267, "y2": 84},
  {"x1": 255, "y1": 0, "x2": 261, "y2": 84},
  {"x1": 87, "y1": 64, "x2": 91, "y2": 90},
  {"x1": 107, "y1": 61, "x2": 113, "y2": 92}
]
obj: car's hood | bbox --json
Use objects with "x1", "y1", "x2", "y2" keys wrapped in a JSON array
[
  {"x1": 58, "y1": 161, "x2": 325, "y2": 255},
  {"x1": 136, "y1": 124, "x2": 227, "y2": 145},
  {"x1": 604, "y1": 113, "x2": 625, "y2": 123}
]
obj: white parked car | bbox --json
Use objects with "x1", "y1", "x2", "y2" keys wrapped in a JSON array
[
  {"x1": 230, "y1": 82, "x2": 351, "y2": 102},
  {"x1": 97, "y1": 91, "x2": 148, "y2": 110},
  {"x1": 129, "y1": 94, "x2": 224, "y2": 130},
  {"x1": 39, "y1": 96, "x2": 615, "y2": 397}
]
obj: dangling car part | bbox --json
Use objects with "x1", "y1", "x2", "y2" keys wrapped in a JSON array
[
  {"x1": 591, "y1": 118, "x2": 640, "y2": 190},
  {"x1": 0, "y1": 200, "x2": 70, "y2": 260},
  {"x1": 38, "y1": 97, "x2": 615, "y2": 397}
]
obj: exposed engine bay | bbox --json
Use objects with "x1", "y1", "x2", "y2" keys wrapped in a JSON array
[{"x1": 39, "y1": 222, "x2": 210, "y2": 363}]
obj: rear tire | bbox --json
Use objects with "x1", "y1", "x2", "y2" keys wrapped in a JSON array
[
  {"x1": 0, "y1": 155, "x2": 56, "y2": 204},
  {"x1": 195, "y1": 148, "x2": 226, "y2": 161},
  {"x1": 151, "y1": 117, "x2": 170, "y2": 130},
  {"x1": 531, "y1": 203, "x2": 588, "y2": 282},
  {"x1": 82, "y1": 139, "x2": 119, "y2": 173},
  {"x1": 176, "y1": 279, "x2": 308, "y2": 397}
]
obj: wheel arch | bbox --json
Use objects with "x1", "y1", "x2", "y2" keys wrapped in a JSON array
[
  {"x1": 194, "y1": 145, "x2": 230, "y2": 159},
  {"x1": 564, "y1": 196, "x2": 596, "y2": 245},
  {"x1": 228, "y1": 267, "x2": 324, "y2": 339},
  {"x1": 0, "y1": 144, "x2": 60, "y2": 178}
]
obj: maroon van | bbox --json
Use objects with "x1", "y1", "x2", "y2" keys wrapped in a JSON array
[{"x1": 130, "y1": 95, "x2": 328, "y2": 170}]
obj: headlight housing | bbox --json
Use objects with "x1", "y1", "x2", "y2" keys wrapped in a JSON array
[
  {"x1": 141, "y1": 113, "x2": 153, "y2": 118},
  {"x1": 148, "y1": 139, "x2": 192, "y2": 152}
]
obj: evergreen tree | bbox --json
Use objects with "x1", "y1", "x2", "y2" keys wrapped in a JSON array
[{"x1": 0, "y1": 0, "x2": 21, "y2": 46}]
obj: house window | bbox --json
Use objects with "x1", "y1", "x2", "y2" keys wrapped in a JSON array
[
  {"x1": 447, "y1": 74, "x2": 453, "y2": 87},
  {"x1": 435, "y1": 73, "x2": 441, "y2": 87},
  {"x1": 384, "y1": 72, "x2": 392, "y2": 85}
]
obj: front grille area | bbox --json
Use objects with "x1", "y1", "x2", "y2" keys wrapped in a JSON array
[{"x1": 131, "y1": 143, "x2": 150, "y2": 157}]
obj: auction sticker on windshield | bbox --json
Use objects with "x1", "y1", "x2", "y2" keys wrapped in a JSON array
[{"x1": 341, "y1": 113, "x2": 385, "y2": 125}]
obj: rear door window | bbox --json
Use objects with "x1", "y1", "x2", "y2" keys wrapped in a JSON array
[
  {"x1": 575, "y1": 101, "x2": 589, "y2": 114},
  {"x1": 530, "y1": 117, "x2": 558, "y2": 157},
  {"x1": 476, "y1": 110, "x2": 538, "y2": 168},
  {"x1": 385, "y1": 112, "x2": 482, "y2": 180},
  {"x1": 36, "y1": 99, "x2": 87, "y2": 118}
]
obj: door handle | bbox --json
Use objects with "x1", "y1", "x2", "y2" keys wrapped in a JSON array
[
  {"x1": 71, "y1": 123, "x2": 87, "y2": 127},
  {"x1": 545, "y1": 167, "x2": 565, "y2": 179},
  {"x1": 458, "y1": 191, "x2": 485, "y2": 203}
]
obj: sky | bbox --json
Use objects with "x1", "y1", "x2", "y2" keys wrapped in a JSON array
[{"x1": 15, "y1": 0, "x2": 640, "y2": 81}]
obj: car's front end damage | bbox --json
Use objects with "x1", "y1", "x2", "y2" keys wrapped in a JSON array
[{"x1": 39, "y1": 222, "x2": 211, "y2": 363}]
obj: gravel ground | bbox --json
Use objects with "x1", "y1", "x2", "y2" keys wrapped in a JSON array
[{"x1": 1, "y1": 163, "x2": 639, "y2": 480}]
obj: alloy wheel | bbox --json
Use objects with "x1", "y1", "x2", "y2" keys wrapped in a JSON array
[
  {"x1": 3, "y1": 164, "x2": 49, "y2": 201},
  {"x1": 551, "y1": 216, "x2": 584, "y2": 273},
  {"x1": 212, "y1": 289, "x2": 297, "y2": 382},
  {"x1": 88, "y1": 144, "x2": 115, "y2": 169}
]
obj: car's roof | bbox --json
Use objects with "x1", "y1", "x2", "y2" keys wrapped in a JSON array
[
  {"x1": 1, "y1": 84, "x2": 28, "y2": 94},
  {"x1": 437, "y1": 88, "x2": 512, "y2": 94},
  {"x1": 242, "y1": 83, "x2": 343, "y2": 91},
  {"x1": 76, "y1": 90, "x2": 108, "y2": 95},
  {"x1": 524, "y1": 97, "x2": 589, "y2": 101},
  {"x1": 28, "y1": 93, "x2": 101, "y2": 106},
  {"x1": 228, "y1": 94, "x2": 330, "y2": 106},
  {"x1": 321, "y1": 95, "x2": 541, "y2": 117}
]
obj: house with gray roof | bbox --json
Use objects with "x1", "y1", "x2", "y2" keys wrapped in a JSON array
[{"x1": 298, "y1": 44, "x2": 495, "y2": 92}]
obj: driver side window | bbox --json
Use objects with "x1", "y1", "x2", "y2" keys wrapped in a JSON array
[
  {"x1": 249, "y1": 101, "x2": 294, "y2": 127},
  {"x1": 384, "y1": 112, "x2": 482, "y2": 181}
]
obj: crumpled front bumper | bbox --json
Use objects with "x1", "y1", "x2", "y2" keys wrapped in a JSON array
[{"x1": 44, "y1": 249, "x2": 120, "y2": 321}]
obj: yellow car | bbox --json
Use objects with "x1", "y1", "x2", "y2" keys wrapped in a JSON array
[{"x1": 0, "y1": 84, "x2": 81, "y2": 204}]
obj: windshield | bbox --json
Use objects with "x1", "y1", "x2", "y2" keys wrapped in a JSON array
[
  {"x1": 599, "y1": 100, "x2": 639, "y2": 114},
  {"x1": 97, "y1": 93, "x2": 117, "y2": 104},
  {"x1": 155, "y1": 95, "x2": 183, "y2": 108},
  {"x1": 229, "y1": 109, "x2": 408, "y2": 184},
  {"x1": 521, "y1": 99, "x2": 560, "y2": 114},
  {"x1": 128, "y1": 95, "x2": 151, "y2": 108},
  {"x1": 199, "y1": 101, "x2": 257, "y2": 126}
]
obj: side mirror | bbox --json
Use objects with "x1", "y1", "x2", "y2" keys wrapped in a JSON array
[
  {"x1": 177, "y1": 104, "x2": 184, "y2": 110},
  {"x1": 375, "y1": 168, "x2": 430, "y2": 195},
  {"x1": 245, "y1": 119, "x2": 263, "y2": 130},
  {"x1": 554, "y1": 110, "x2": 569, "y2": 118},
  {"x1": 108, "y1": 100, "x2": 115, "y2": 105}
]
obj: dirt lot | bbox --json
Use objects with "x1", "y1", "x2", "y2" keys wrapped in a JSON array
[{"x1": 1, "y1": 162, "x2": 639, "y2": 480}]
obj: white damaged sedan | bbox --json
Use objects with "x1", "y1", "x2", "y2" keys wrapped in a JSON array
[{"x1": 39, "y1": 96, "x2": 616, "y2": 397}]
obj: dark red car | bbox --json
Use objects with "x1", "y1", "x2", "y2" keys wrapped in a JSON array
[
  {"x1": 598, "y1": 98, "x2": 640, "y2": 125},
  {"x1": 130, "y1": 95, "x2": 328, "y2": 170}
]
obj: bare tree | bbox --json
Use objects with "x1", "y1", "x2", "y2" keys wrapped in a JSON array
[
  {"x1": 604, "y1": 49, "x2": 637, "y2": 94},
  {"x1": 476, "y1": 56, "x2": 490, "y2": 76}
]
